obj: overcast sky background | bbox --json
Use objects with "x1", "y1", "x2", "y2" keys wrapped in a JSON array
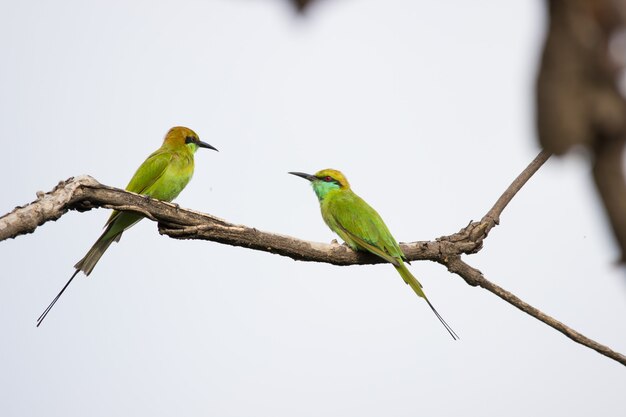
[{"x1": 1, "y1": 1, "x2": 625, "y2": 416}]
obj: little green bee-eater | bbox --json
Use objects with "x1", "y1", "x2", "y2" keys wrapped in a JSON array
[
  {"x1": 37, "y1": 126, "x2": 218, "y2": 326},
  {"x1": 289, "y1": 169, "x2": 458, "y2": 340}
]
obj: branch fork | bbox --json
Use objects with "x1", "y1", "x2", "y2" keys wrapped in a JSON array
[{"x1": 2, "y1": 151, "x2": 625, "y2": 366}]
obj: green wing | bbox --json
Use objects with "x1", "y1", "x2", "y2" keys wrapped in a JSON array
[
  {"x1": 335, "y1": 221, "x2": 401, "y2": 266},
  {"x1": 124, "y1": 149, "x2": 172, "y2": 195},
  {"x1": 325, "y1": 191, "x2": 406, "y2": 265},
  {"x1": 104, "y1": 149, "x2": 172, "y2": 228}
]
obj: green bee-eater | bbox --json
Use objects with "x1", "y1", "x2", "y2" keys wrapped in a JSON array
[
  {"x1": 290, "y1": 169, "x2": 458, "y2": 340},
  {"x1": 37, "y1": 126, "x2": 218, "y2": 326}
]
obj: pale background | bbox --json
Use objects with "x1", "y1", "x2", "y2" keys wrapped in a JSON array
[{"x1": 1, "y1": 1, "x2": 625, "y2": 416}]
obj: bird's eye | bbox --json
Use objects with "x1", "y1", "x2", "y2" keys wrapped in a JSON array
[
  {"x1": 185, "y1": 136, "x2": 195, "y2": 144},
  {"x1": 324, "y1": 176, "x2": 333, "y2": 182}
]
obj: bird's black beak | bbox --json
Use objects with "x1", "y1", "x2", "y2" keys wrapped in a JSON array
[
  {"x1": 288, "y1": 171, "x2": 317, "y2": 182},
  {"x1": 198, "y1": 140, "x2": 218, "y2": 151}
]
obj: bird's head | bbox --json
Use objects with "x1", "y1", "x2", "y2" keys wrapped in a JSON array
[
  {"x1": 163, "y1": 126, "x2": 218, "y2": 153},
  {"x1": 289, "y1": 168, "x2": 350, "y2": 200}
]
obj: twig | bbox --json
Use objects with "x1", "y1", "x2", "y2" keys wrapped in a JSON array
[
  {"x1": 444, "y1": 256, "x2": 626, "y2": 366},
  {"x1": 483, "y1": 150, "x2": 552, "y2": 226}
]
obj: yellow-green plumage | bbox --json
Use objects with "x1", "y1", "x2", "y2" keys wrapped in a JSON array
[
  {"x1": 290, "y1": 168, "x2": 458, "y2": 340},
  {"x1": 37, "y1": 126, "x2": 218, "y2": 326}
]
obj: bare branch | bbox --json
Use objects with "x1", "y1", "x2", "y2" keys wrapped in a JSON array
[
  {"x1": 443, "y1": 256, "x2": 626, "y2": 366},
  {"x1": 1, "y1": 152, "x2": 624, "y2": 367},
  {"x1": 483, "y1": 150, "x2": 552, "y2": 227},
  {"x1": 0, "y1": 177, "x2": 481, "y2": 265},
  {"x1": 0, "y1": 176, "x2": 100, "y2": 241}
]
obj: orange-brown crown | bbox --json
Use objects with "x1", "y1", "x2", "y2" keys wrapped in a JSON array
[{"x1": 162, "y1": 126, "x2": 199, "y2": 147}]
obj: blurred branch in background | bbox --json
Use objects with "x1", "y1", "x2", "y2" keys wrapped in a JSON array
[
  {"x1": 289, "y1": 0, "x2": 318, "y2": 13},
  {"x1": 537, "y1": 0, "x2": 626, "y2": 261},
  {"x1": 2, "y1": 151, "x2": 626, "y2": 366}
]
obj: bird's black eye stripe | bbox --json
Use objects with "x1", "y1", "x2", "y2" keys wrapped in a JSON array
[{"x1": 185, "y1": 136, "x2": 195, "y2": 144}]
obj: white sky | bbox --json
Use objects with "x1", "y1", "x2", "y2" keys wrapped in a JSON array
[{"x1": 1, "y1": 0, "x2": 625, "y2": 416}]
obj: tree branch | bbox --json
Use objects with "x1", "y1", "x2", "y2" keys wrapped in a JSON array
[
  {"x1": 483, "y1": 150, "x2": 552, "y2": 227},
  {"x1": 1, "y1": 151, "x2": 624, "y2": 366},
  {"x1": 443, "y1": 256, "x2": 626, "y2": 365}
]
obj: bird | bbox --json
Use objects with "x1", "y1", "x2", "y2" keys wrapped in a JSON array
[
  {"x1": 37, "y1": 126, "x2": 218, "y2": 326},
  {"x1": 289, "y1": 169, "x2": 458, "y2": 340}
]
